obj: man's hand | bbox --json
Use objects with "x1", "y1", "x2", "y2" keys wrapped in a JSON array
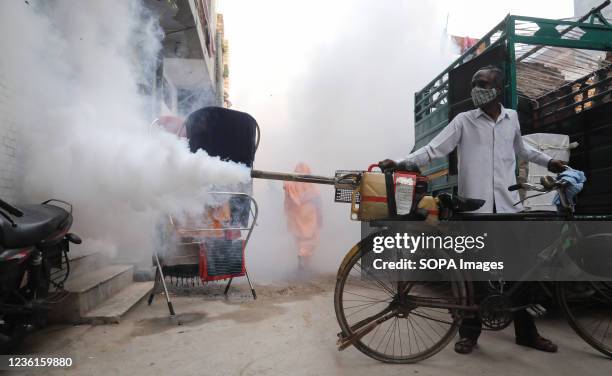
[
  {"x1": 548, "y1": 159, "x2": 566, "y2": 173},
  {"x1": 378, "y1": 159, "x2": 397, "y2": 171}
]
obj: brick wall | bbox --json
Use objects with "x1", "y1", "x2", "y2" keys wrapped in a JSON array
[{"x1": 0, "y1": 66, "x2": 21, "y2": 204}]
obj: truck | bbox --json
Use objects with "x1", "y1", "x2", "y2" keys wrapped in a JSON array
[{"x1": 413, "y1": 1, "x2": 612, "y2": 214}]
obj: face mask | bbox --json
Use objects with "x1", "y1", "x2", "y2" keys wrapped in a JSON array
[{"x1": 471, "y1": 86, "x2": 497, "y2": 107}]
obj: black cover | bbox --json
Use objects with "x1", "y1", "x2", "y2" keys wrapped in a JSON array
[{"x1": 185, "y1": 106, "x2": 257, "y2": 167}]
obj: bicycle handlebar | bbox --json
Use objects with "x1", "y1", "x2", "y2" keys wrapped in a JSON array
[
  {"x1": 507, "y1": 174, "x2": 574, "y2": 212},
  {"x1": 378, "y1": 161, "x2": 421, "y2": 174},
  {"x1": 507, "y1": 178, "x2": 568, "y2": 193}
]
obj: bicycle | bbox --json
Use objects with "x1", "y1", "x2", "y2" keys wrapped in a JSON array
[{"x1": 333, "y1": 171, "x2": 612, "y2": 363}]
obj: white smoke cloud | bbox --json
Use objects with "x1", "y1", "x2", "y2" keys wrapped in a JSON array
[
  {"x1": 0, "y1": 1, "x2": 249, "y2": 260},
  {"x1": 219, "y1": 0, "x2": 457, "y2": 279},
  {"x1": 0, "y1": 0, "x2": 461, "y2": 280}
]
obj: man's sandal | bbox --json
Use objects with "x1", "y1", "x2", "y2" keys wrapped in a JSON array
[
  {"x1": 454, "y1": 338, "x2": 478, "y2": 354},
  {"x1": 516, "y1": 335, "x2": 558, "y2": 352}
]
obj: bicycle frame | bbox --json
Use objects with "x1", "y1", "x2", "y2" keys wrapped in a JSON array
[
  {"x1": 364, "y1": 176, "x2": 584, "y2": 321},
  {"x1": 404, "y1": 218, "x2": 584, "y2": 322},
  {"x1": 404, "y1": 222, "x2": 581, "y2": 314}
]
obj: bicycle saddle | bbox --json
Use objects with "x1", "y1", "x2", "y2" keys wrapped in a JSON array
[{"x1": 437, "y1": 193, "x2": 485, "y2": 213}]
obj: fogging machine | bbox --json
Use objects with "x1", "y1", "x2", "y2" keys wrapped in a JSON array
[{"x1": 251, "y1": 163, "x2": 429, "y2": 221}]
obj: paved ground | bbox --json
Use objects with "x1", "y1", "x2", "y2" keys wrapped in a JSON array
[{"x1": 8, "y1": 275, "x2": 611, "y2": 376}]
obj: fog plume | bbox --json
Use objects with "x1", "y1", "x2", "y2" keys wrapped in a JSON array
[
  {"x1": 220, "y1": 0, "x2": 457, "y2": 280},
  {"x1": 0, "y1": 1, "x2": 248, "y2": 260}
]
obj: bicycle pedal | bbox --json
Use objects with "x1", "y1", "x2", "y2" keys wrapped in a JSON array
[
  {"x1": 527, "y1": 304, "x2": 547, "y2": 317},
  {"x1": 533, "y1": 304, "x2": 547, "y2": 315},
  {"x1": 526, "y1": 308, "x2": 538, "y2": 317}
]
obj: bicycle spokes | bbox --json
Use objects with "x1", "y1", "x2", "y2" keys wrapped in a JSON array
[
  {"x1": 559, "y1": 281, "x2": 612, "y2": 358},
  {"x1": 335, "y1": 253, "x2": 464, "y2": 363}
]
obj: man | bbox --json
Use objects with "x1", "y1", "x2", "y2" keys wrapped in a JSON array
[
  {"x1": 380, "y1": 65, "x2": 565, "y2": 354},
  {"x1": 283, "y1": 162, "x2": 323, "y2": 271}
]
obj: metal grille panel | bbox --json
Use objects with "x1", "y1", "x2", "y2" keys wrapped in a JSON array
[
  {"x1": 334, "y1": 170, "x2": 360, "y2": 203},
  {"x1": 204, "y1": 239, "x2": 244, "y2": 277}
]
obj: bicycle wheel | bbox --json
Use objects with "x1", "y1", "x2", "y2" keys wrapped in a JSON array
[
  {"x1": 334, "y1": 232, "x2": 467, "y2": 363},
  {"x1": 557, "y1": 281, "x2": 612, "y2": 358}
]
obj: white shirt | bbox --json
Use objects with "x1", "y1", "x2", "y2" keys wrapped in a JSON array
[{"x1": 399, "y1": 105, "x2": 552, "y2": 213}]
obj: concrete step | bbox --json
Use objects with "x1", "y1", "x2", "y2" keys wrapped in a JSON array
[
  {"x1": 67, "y1": 249, "x2": 108, "y2": 278},
  {"x1": 83, "y1": 281, "x2": 154, "y2": 324},
  {"x1": 48, "y1": 264, "x2": 134, "y2": 324}
]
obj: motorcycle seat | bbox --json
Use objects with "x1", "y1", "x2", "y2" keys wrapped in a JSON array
[{"x1": 0, "y1": 204, "x2": 71, "y2": 248}]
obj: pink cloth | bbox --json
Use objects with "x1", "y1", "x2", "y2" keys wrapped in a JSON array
[{"x1": 156, "y1": 116, "x2": 186, "y2": 138}]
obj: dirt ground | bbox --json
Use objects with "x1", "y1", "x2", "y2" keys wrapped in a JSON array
[{"x1": 8, "y1": 275, "x2": 612, "y2": 376}]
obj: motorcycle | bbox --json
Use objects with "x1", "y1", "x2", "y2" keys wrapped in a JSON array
[{"x1": 0, "y1": 197, "x2": 81, "y2": 353}]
